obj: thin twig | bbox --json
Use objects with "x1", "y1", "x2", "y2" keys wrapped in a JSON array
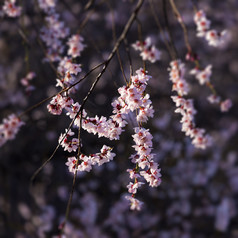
[
  {"x1": 18, "y1": 62, "x2": 105, "y2": 118},
  {"x1": 169, "y1": 0, "x2": 192, "y2": 53},
  {"x1": 123, "y1": 38, "x2": 133, "y2": 78},
  {"x1": 107, "y1": 0, "x2": 128, "y2": 83},
  {"x1": 162, "y1": 0, "x2": 178, "y2": 60},
  {"x1": 148, "y1": 0, "x2": 174, "y2": 59},
  {"x1": 61, "y1": 110, "x2": 83, "y2": 232},
  {"x1": 30, "y1": 0, "x2": 145, "y2": 184}
]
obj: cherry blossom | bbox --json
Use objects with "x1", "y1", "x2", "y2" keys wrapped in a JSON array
[
  {"x1": 125, "y1": 196, "x2": 143, "y2": 211},
  {"x1": 2, "y1": 0, "x2": 21, "y2": 17},
  {"x1": 67, "y1": 34, "x2": 86, "y2": 58},
  {"x1": 220, "y1": 99, "x2": 232, "y2": 112},
  {"x1": 132, "y1": 37, "x2": 161, "y2": 63},
  {"x1": 20, "y1": 72, "x2": 36, "y2": 93},
  {"x1": 169, "y1": 60, "x2": 212, "y2": 149},
  {"x1": 0, "y1": 114, "x2": 24, "y2": 147},
  {"x1": 194, "y1": 9, "x2": 227, "y2": 47},
  {"x1": 190, "y1": 65, "x2": 212, "y2": 85}
]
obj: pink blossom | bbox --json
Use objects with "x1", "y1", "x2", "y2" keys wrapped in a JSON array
[
  {"x1": 0, "y1": 114, "x2": 24, "y2": 147},
  {"x1": 220, "y1": 99, "x2": 232, "y2": 112},
  {"x1": 67, "y1": 34, "x2": 86, "y2": 58},
  {"x1": 3, "y1": 0, "x2": 21, "y2": 17},
  {"x1": 132, "y1": 37, "x2": 161, "y2": 63},
  {"x1": 125, "y1": 196, "x2": 143, "y2": 211}
]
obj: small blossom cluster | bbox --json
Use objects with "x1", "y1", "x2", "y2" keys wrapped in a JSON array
[
  {"x1": 130, "y1": 128, "x2": 161, "y2": 186},
  {"x1": 132, "y1": 37, "x2": 161, "y2": 63},
  {"x1": 56, "y1": 57, "x2": 82, "y2": 93},
  {"x1": 125, "y1": 195, "x2": 143, "y2": 211},
  {"x1": 126, "y1": 127, "x2": 161, "y2": 210},
  {"x1": 47, "y1": 93, "x2": 74, "y2": 115},
  {"x1": 169, "y1": 60, "x2": 212, "y2": 149},
  {"x1": 66, "y1": 68, "x2": 154, "y2": 141},
  {"x1": 168, "y1": 60, "x2": 189, "y2": 96},
  {"x1": 2, "y1": 0, "x2": 21, "y2": 17},
  {"x1": 38, "y1": 0, "x2": 69, "y2": 62},
  {"x1": 38, "y1": 0, "x2": 85, "y2": 94},
  {"x1": 120, "y1": 69, "x2": 160, "y2": 210},
  {"x1": 40, "y1": 13, "x2": 69, "y2": 62},
  {"x1": 38, "y1": 0, "x2": 56, "y2": 11},
  {"x1": 47, "y1": 95, "x2": 117, "y2": 173},
  {"x1": 190, "y1": 64, "x2": 212, "y2": 85},
  {"x1": 189, "y1": 66, "x2": 232, "y2": 112},
  {"x1": 0, "y1": 114, "x2": 24, "y2": 147},
  {"x1": 67, "y1": 34, "x2": 86, "y2": 58},
  {"x1": 20, "y1": 72, "x2": 36, "y2": 93},
  {"x1": 65, "y1": 145, "x2": 115, "y2": 173},
  {"x1": 190, "y1": 65, "x2": 232, "y2": 112},
  {"x1": 114, "y1": 68, "x2": 154, "y2": 123},
  {"x1": 207, "y1": 95, "x2": 232, "y2": 112},
  {"x1": 58, "y1": 129, "x2": 79, "y2": 153},
  {"x1": 194, "y1": 10, "x2": 226, "y2": 47}
]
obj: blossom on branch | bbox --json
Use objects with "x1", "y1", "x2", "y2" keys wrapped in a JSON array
[
  {"x1": 132, "y1": 37, "x2": 161, "y2": 63},
  {"x1": 0, "y1": 114, "x2": 24, "y2": 147}
]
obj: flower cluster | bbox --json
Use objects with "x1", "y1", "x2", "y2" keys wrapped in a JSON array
[
  {"x1": 113, "y1": 68, "x2": 154, "y2": 123},
  {"x1": 2, "y1": 0, "x2": 21, "y2": 17},
  {"x1": 60, "y1": 68, "x2": 154, "y2": 142},
  {"x1": 168, "y1": 60, "x2": 189, "y2": 96},
  {"x1": 59, "y1": 129, "x2": 79, "y2": 153},
  {"x1": 46, "y1": 68, "x2": 159, "y2": 209},
  {"x1": 67, "y1": 34, "x2": 86, "y2": 58},
  {"x1": 125, "y1": 128, "x2": 161, "y2": 210},
  {"x1": 125, "y1": 195, "x2": 143, "y2": 211},
  {"x1": 190, "y1": 64, "x2": 212, "y2": 85},
  {"x1": 20, "y1": 72, "x2": 36, "y2": 93},
  {"x1": 117, "y1": 70, "x2": 161, "y2": 210},
  {"x1": 65, "y1": 145, "x2": 115, "y2": 173},
  {"x1": 0, "y1": 114, "x2": 24, "y2": 147},
  {"x1": 39, "y1": 0, "x2": 69, "y2": 62},
  {"x1": 38, "y1": 0, "x2": 56, "y2": 11},
  {"x1": 132, "y1": 37, "x2": 161, "y2": 63},
  {"x1": 190, "y1": 64, "x2": 232, "y2": 112},
  {"x1": 207, "y1": 95, "x2": 232, "y2": 112},
  {"x1": 169, "y1": 60, "x2": 212, "y2": 149},
  {"x1": 56, "y1": 57, "x2": 82, "y2": 93},
  {"x1": 194, "y1": 10, "x2": 226, "y2": 47},
  {"x1": 47, "y1": 93, "x2": 73, "y2": 115},
  {"x1": 220, "y1": 99, "x2": 232, "y2": 112}
]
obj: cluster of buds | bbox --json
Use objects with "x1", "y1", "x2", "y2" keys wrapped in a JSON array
[
  {"x1": 132, "y1": 37, "x2": 161, "y2": 63},
  {"x1": 194, "y1": 10, "x2": 226, "y2": 47},
  {"x1": 0, "y1": 114, "x2": 24, "y2": 147},
  {"x1": 169, "y1": 60, "x2": 212, "y2": 149}
]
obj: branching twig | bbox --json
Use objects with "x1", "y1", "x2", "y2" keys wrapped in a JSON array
[{"x1": 30, "y1": 0, "x2": 145, "y2": 184}]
